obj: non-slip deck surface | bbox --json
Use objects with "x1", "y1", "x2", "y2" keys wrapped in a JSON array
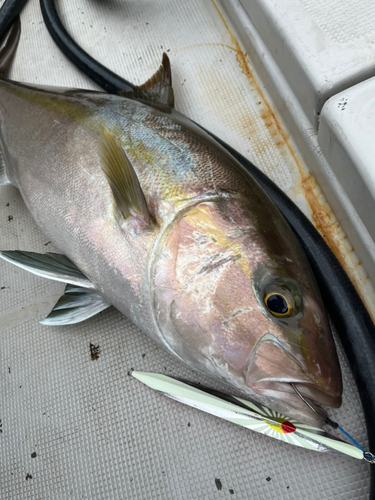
[{"x1": 0, "y1": 1, "x2": 370, "y2": 498}]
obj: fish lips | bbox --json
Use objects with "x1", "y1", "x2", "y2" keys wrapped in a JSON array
[
  {"x1": 246, "y1": 379, "x2": 342, "y2": 411},
  {"x1": 245, "y1": 332, "x2": 342, "y2": 413}
]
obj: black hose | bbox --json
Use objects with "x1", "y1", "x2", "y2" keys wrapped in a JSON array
[
  {"x1": 40, "y1": 0, "x2": 134, "y2": 94},
  {"x1": 38, "y1": 0, "x2": 375, "y2": 496},
  {"x1": 0, "y1": 0, "x2": 27, "y2": 46}
]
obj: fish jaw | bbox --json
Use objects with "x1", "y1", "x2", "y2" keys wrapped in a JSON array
[{"x1": 244, "y1": 332, "x2": 342, "y2": 413}]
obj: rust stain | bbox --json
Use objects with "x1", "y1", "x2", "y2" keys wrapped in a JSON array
[{"x1": 211, "y1": 0, "x2": 375, "y2": 320}]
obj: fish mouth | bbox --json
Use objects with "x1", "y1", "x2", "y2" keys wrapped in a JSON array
[
  {"x1": 292, "y1": 382, "x2": 341, "y2": 409},
  {"x1": 247, "y1": 379, "x2": 342, "y2": 415},
  {"x1": 245, "y1": 333, "x2": 342, "y2": 418}
]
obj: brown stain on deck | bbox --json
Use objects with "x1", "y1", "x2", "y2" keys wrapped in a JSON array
[{"x1": 211, "y1": 0, "x2": 374, "y2": 319}]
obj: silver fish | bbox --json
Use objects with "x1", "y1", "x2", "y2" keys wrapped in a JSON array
[{"x1": 0, "y1": 19, "x2": 342, "y2": 424}]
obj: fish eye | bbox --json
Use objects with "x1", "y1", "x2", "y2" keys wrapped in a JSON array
[{"x1": 264, "y1": 293, "x2": 292, "y2": 317}]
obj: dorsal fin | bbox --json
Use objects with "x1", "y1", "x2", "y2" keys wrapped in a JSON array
[
  {"x1": 119, "y1": 52, "x2": 174, "y2": 108},
  {"x1": 99, "y1": 127, "x2": 153, "y2": 228},
  {"x1": 0, "y1": 16, "x2": 21, "y2": 78},
  {"x1": 137, "y1": 52, "x2": 174, "y2": 107}
]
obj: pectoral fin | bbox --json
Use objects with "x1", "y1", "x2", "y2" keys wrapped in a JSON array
[
  {"x1": 41, "y1": 284, "x2": 110, "y2": 325},
  {"x1": 99, "y1": 127, "x2": 153, "y2": 227},
  {"x1": 0, "y1": 251, "x2": 94, "y2": 288}
]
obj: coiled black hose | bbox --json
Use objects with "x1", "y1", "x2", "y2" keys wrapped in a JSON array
[{"x1": 34, "y1": 1, "x2": 375, "y2": 497}]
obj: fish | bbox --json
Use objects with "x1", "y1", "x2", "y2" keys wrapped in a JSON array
[
  {"x1": 0, "y1": 18, "x2": 342, "y2": 424},
  {"x1": 39, "y1": 2, "x2": 375, "y2": 471}
]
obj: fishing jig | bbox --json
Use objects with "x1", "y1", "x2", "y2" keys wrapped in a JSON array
[{"x1": 133, "y1": 372, "x2": 373, "y2": 463}]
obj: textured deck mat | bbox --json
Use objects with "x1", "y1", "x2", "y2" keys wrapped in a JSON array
[{"x1": 0, "y1": 0, "x2": 370, "y2": 498}]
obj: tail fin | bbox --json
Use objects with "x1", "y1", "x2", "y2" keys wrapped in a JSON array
[{"x1": 0, "y1": 15, "x2": 21, "y2": 78}]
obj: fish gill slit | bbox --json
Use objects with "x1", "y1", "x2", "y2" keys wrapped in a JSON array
[{"x1": 147, "y1": 192, "x2": 237, "y2": 343}]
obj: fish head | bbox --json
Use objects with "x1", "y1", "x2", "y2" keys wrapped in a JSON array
[{"x1": 152, "y1": 194, "x2": 342, "y2": 423}]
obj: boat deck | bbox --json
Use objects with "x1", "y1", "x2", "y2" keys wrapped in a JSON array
[{"x1": 0, "y1": 0, "x2": 372, "y2": 498}]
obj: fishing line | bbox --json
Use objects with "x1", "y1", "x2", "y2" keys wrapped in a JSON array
[{"x1": 291, "y1": 383, "x2": 375, "y2": 464}]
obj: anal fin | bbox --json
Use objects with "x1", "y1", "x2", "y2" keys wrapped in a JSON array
[{"x1": 41, "y1": 284, "x2": 110, "y2": 326}]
